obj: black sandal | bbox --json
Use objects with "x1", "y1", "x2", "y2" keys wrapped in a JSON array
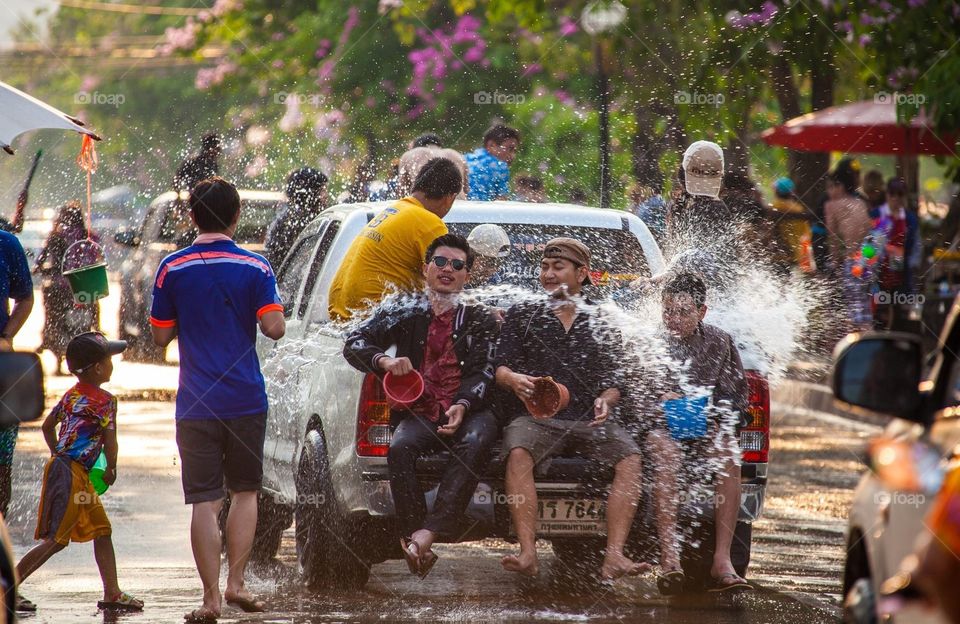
[{"x1": 709, "y1": 572, "x2": 752, "y2": 593}]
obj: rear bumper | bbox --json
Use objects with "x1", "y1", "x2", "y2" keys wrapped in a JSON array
[{"x1": 358, "y1": 460, "x2": 768, "y2": 530}]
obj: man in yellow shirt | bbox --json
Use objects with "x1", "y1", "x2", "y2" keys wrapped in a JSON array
[{"x1": 329, "y1": 157, "x2": 462, "y2": 320}]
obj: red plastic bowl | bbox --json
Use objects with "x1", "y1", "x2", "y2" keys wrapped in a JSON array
[
  {"x1": 383, "y1": 370, "x2": 425, "y2": 405},
  {"x1": 524, "y1": 376, "x2": 570, "y2": 419}
]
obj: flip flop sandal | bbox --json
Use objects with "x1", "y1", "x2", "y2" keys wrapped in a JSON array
[
  {"x1": 708, "y1": 572, "x2": 752, "y2": 593},
  {"x1": 657, "y1": 569, "x2": 686, "y2": 596},
  {"x1": 97, "y1": 591, "x2": 144, "y2": 611},
  {"x1": 417, "y1": 550, "x2": 439, "y2": 580},
  {"x1": 225, "y1": 595, "x2": 266, "y2": 613},
  {"x1": 400, "y1": 537, "x2": 421, "y2": 576},
  {"x1": 16, "y1": 593, "x2": 37, "y2": 612},
  {"x1": 184, "y1": 608, "x2": 218, "y2": 623}
]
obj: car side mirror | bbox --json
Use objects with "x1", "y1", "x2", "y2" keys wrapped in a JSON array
[
  {"x1": 831, "y1": 332, "x2": 923, "y2": 423},
  {"x1": 114, "y1": 227, "x2": 140, "y2": 247}
]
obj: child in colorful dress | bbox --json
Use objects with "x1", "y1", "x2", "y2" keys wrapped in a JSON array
[{"x1": 15, "y1": 332, "x2": 143, "y2": 613}]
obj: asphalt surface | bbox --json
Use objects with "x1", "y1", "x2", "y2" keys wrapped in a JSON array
[
  {"x1": 2, "y1": 281, "x2": 878, "y2": 622},
  {"x1": 3, "y1": 367, "x2": 879, "y2": 623}
]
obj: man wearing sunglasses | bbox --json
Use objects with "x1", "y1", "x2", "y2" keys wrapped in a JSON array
[{"x1": 343, "y1": 233, "x2": 500, "y2": 579}]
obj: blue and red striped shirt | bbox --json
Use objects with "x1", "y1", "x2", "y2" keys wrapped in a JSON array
[{"x1": 150, "y1": 237, "x2": 282, "y2": 420}]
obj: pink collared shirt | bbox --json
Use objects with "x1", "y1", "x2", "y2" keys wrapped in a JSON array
[{"x1": 193, "y1": 233, "x2": 233, "y2": 244}]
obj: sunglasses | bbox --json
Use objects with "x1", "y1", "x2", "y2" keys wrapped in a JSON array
[{"x1": 430, "y1": 256, "x2": 467, "y2": 271}]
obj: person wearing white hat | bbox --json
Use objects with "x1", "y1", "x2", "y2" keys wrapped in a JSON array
[
  {"x1": 467, "y1": 224, "x2": 511, "y2": 287},
  {"x1": 681, "y1": 141, "x2": 724, "y2": 200}
]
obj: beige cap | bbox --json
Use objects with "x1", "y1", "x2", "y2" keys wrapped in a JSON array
[
  {"x1": 682, "y1": 140, "x2": 724, "y2": 198},
  {"x1": 543, "y1": 237, "x2": 593, "y2": 285},
  {"x1": 468, "y1": 224, "x2": 511, "y2": 258}
]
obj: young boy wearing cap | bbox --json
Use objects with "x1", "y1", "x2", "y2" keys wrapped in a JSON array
[
  {"x1": 494, "y1": 237, "x2": 651, "y2": 580},
  {"x1": 15, "y1": 332, "x2": 143, "y2": 613}
]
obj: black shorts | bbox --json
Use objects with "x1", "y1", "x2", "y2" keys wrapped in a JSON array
[{"x1": 175, "y1": 414, "x2": 267, "y2": 505}]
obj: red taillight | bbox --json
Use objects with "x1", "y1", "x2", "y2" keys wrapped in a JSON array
[
  {"x1": 740, "y1": 370, "x2": 769, "y2": 463},
  {"x1": 356, "y1": 373, "x2": 391, "y2": 457}
]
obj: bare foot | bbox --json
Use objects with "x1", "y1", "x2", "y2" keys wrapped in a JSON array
[
  {"x1": 224, "y1": 588, "x2": 265, "y2": 613},
  {"x1": 185, "y1": 605, "x2": 220, "y2": 622},
  {"x1": 600, "y1": 552, "x2": 651, "y2": 580},
  {"x1": 501, "y1": 551, "x2": 540, "y2": 577}
]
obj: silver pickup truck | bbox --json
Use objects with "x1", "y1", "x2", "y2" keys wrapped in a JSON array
[{"x1": 251, "y1": 200, "x2": 771, "y2": 590}]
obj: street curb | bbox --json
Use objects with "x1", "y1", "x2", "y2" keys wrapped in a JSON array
[{"x1": 771, "y1": 379, "x2": 891, "y2": 429}]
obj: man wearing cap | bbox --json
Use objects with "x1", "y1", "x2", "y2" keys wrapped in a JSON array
[
  {"x1": 494, "y1": 237, "x2": 649, "y2": 580},
  {"x1": 342, "y1": 233, "x2": 499, "y2": 579}
]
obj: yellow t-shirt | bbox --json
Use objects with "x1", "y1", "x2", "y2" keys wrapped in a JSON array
[
  {"x1": 772, "y1": 197, "x2": 812, "y2": 266},
  {"x1": 328, "y1": 196, "x2": 448, "y2": 320}
]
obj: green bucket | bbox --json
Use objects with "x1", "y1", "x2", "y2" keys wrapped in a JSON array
[{"x1": 63, "y1": 262, "x2": 109, "y2": 304}]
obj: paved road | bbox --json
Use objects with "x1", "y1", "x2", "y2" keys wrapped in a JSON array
[{"x1": 3, "y1": 361, "x2": 880, "y2": 623}]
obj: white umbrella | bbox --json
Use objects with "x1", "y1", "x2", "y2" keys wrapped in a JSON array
[{"x1": 0, "y1": 80, "x2": 100, "y2": 155}]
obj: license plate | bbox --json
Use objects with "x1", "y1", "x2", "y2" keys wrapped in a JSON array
[{"x1": 532, "y1": 497, "x2": 607, "y2": 535}]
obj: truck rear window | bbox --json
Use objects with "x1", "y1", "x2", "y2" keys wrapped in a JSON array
[{"x1": 447, "y1": 223, "x2": 650, "y2": 295}]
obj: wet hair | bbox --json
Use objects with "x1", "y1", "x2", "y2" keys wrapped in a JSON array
[
  {"x1": 663, "y1": 272, "x2": 707, "y2": 308},
  {"x1": 190, "y1": 176, "x2": 240, "y2": 232},
  {"x1": 887, "y1": 177, "x2": 908, "y2": 196},
  {"x1": 483, "y1": 124, "x2": 520, "y2": 146},
  {"x1": 286, "y1": 167, "x2": 328, "y2": 205},
  {"x1": 412, "y1": 133, "x2": 442, "y2": 148},
  {"x1": 57, "y1": 200, "x2": 86, "y2": 230},
  {"x1": 833, "y1": 158, "x2": 860, "y2": 195},
  {"x1": 411, "y1": 157, "x2": 462, "y2": 199},
  {"x1": 425, "y1": 233, "x2": 475, "y2": 269},
  {"x1": 201, "y1": 133, "x2": 221, "y2": 150}
]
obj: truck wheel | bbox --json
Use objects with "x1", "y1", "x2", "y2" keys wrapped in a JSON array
[
  {"x1": 295, "y1": 429, "x2": 370, "y2": 590},
  {"x1": 216, "y1": 492, "x2": 292, "y2": 562}
]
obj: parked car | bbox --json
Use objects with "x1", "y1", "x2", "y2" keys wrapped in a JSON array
[
  {"x1": 834, "y1": 323, "x2": 959, "y2": 624},
  {"x1": 249, "y1": 200, "x2": 773, "y2": 590},
  {"x1": 113, "y1": 189, "x2": 285, "y2": 361},
  {"x1": 15, "y1": 218, "x2": 51, "y2": 264}
]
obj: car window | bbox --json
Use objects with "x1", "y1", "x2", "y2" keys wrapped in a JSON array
[
  {"x1": 277, "y1": 232, "x2": 321, "y2": 318},
  {"x1": 446, "y1": 223, "x2": 650, "y2": 296},
  {"x1": 300, "y1": 221, "x2": 340, "y2": 319},
  {"x1": 157, "y1": 199, "x2": 280, "y2": 245}
]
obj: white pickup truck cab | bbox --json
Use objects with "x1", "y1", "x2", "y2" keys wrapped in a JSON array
[{"x1": 252, "y1": 200, "x2": 771, "y2": 590}]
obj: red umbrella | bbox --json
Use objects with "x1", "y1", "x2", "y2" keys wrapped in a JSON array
[{"x1": 761, "y1": 100, "x2": 957, "y2": 156}]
